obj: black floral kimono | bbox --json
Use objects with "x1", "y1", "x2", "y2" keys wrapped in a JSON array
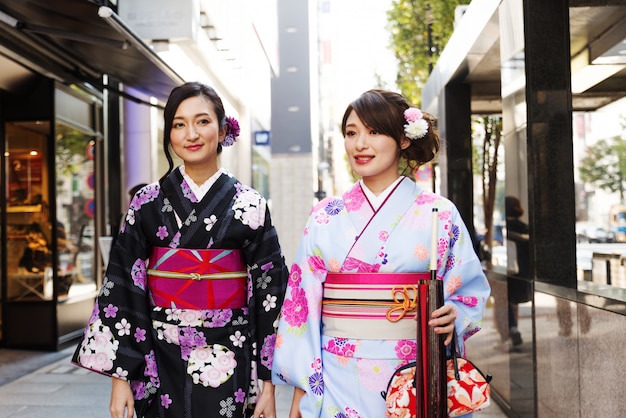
[{"x1": 73, "y1": 168, "x2": 288, "y2": 417}]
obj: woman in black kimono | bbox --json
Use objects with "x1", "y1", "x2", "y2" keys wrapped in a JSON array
[{"x1": 73, "y1": 82, "x2": 288, "y2": 418}]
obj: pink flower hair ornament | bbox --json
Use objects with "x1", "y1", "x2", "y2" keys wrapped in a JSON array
[
  {"x1": 222, "y1": 116, "x2": 241, "y2": 147},
  {"x1": 403, "y1": 107, "x2": 429, "y2": 140}
]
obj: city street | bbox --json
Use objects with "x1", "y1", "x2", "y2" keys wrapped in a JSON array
[{"x1": 0, "y1": 347, "x2": 507, "y2": 417}]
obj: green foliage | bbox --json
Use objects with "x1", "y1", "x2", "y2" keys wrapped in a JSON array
[
  {"x1": 579, "y1": 117, "x2": 626, "y2": 201},
  {"x1": 55, "y1": 124, "x2": 91, "y2": 177},
  {"x1": 579, "y1": 132, "x2": 626, "y2": 201},
  {"x1": 387, "y1": 0, "x2": 470, "y2": 105}
]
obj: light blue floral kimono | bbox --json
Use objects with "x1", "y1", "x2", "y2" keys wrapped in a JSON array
[{"x1": 272, "y1": 177, "x2": 490, "y2": 418}]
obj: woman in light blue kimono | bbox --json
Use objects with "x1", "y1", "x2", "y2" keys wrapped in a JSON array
[{"x1": 272, "y1": 89, "x2": 490, "y2": 417}]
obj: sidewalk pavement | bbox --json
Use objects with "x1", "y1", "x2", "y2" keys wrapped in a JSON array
[{"x1": 0, "y1": 348, "x2": 507, "y2": 417}]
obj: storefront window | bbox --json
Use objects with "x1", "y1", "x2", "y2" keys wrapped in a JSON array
[
  {"x1": 5, "y1": 121, "x2": 53, "y2": 301},
  {"x1": 55, "y1": 122, "x2": 96, "y2": 299},
  {"x1": 3, "y1": 120, "x2": 96, "y2": 301}
]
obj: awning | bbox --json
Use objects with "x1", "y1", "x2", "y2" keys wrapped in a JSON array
[{"x1": 0, "y1": 0, "x2": 184, "y2": 102}]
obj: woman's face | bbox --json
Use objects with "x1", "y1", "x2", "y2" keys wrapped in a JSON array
[
  {"x1": 169, "y1": 95, "x2": 225, "y2": 175},
  {"x1": 344, "y1": 110, "x2": 408, "y2": 192}
]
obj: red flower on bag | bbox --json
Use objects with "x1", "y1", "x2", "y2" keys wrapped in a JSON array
[
  {"x1": 446, "y1": 358, "x2": 491, "y2": 417},
  {"x1": 385, "y1": 367, "x2": 416, "y2": 418}
]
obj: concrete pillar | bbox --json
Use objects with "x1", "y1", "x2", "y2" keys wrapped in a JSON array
[{"x1": 523, "y1": 0, "x2": 575, "y2": 286}]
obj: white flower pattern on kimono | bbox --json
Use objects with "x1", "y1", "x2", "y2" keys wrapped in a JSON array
[
  {"x1": 187, "y1": 344, "x2": 237, "y2": 388},
  {"x1": 229, "y1": 330, "x2": 246, "y2": 348},
  {"x1": 77, "y1": 319, "x2": 119, "y2": 372},
  {"x1": 204, "y1": 214, "x2": 218, "y2": 231},
  {"x1": 113, "y1": 367, "x2": 129, "y2": 379},
  {"x1": 263, "y1": 294, "x2": 277, "y2": 311},
  {"x1": 177, "y1": 309, "x2": 204, "y2": 327},
  {"x1": 233, "y1": 189, "x2": 266, "y2": 230},
  {"x1": 154, "y1": 321, "x2": 180, "y2": 345},
  {"x1": 115, "y1": 318, "x2": 131, "y2": 336}
]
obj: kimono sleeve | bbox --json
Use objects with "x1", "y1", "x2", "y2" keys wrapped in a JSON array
[
  {"x1": 72, "y1": 189, "x2": 157, "y2": 385},
  {"x1": 239, "y1": 192, "x2": 289, "y2": 381},
  {"x1": 272, "y1": 212, "x2": 325, "y2": 414}
]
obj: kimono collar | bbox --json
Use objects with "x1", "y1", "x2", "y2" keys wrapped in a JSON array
[
  {"x1": 360, "y1": 176, "x2": 405, "y2": 210},
  {"x1": 180, "y1": 166, "x2": 226, "y2": 201}
]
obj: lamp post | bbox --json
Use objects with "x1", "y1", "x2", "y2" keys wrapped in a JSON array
[{"x1": 315, "y1": 161, "x2": 330, "y2": 201}]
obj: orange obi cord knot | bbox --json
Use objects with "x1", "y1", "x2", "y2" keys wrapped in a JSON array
[{"x1": 386, "y1": 285, "x2": 418, "y2": 322}]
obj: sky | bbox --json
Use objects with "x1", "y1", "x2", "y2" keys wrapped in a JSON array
[
  {"x1": 324, "y1": 0, "x2": 398, "y2": 108},
  {"x1": 319, "y1": 0, "x2": 399, "y2": 191}
]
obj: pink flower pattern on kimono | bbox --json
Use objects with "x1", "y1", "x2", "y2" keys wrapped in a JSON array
[
  {"x1": 282, "y1": 287, "x2": 309, "y2": 327},
  {"x1": 416, "y1": 191, "x2": 438, "y2": 205},
  {"x1": 454, "y1": 294, "x2": 479, "y2": 308},
  {"x1": 315, "y1": 211, "x2": 330, "y2": 224},
  {"x1": 308, "y1": 255, "x2": 326, "y2": 273},
  {"x1": 310, "y1": 199, "x2": 328, "y2": 214},
  {"x1": 394, "y1": 340, "x2": 416, "y2": 365},
  {"x1": 342, "y1": 257, "x2": 380, "y2": 273},
  {"x1": 289, "y1": 264, "x2": 303, "y2": 287},
  {"x1": 343, "y1": 407, "x2": 362, "y2": 418},
  {"x1": 357, "y1": 358, "x2": 393, "y2": 393},
  {"x1": 344, "y1": 186, "x2": 366, "y2": 211},
  {"x1": 324, "y1": 337, "x2": 357, "y2": 358}
]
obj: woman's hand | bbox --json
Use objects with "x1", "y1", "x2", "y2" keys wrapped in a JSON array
[
  {"x1": 289, "y1": 387, "x2": 305, "y2": 418},
  {"x1": 252, "y1": 380, "x2": 277, "y2": 418},
  {"x1": 429, "y1": 304, "x2": 457, "y2": 346},
  {"x1": 110, "y1": 377, "x2": 134, "y2": 418}
]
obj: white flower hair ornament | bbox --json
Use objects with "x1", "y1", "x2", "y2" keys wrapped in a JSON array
[{"x1": 403, "y1": 107, "x2": 429, "y2": 140}]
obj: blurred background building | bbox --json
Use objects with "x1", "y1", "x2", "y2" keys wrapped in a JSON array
[
  {"x1": 0, "y1": 0, "x2": 396, "y2": 351},
  {"x1": 422, "y1": 1, "x2": 626, "y2": 417},
  {"x1": 0, "y1": 0, "x2": 278, "y2": 350}
]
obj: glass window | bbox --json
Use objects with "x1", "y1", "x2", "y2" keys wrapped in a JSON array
[
  {"x1": 5, "y1": 121, "x2": 53, "y2": 301},
  {"x1": 574, "y1": 106, "x2": 626, "y2": 292},
  {"x1": 55, "y1": 122, "x2": 96, "y2": 298}
]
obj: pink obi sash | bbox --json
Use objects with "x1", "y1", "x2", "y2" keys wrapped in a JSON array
[
  {"x1": 147, "y1": 247, "x2": 247, "y2": 310},
  {"x1": 322, "y1": 272, "x2": 431, "y2": 340}
]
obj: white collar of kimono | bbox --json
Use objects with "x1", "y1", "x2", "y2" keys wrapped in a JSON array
[
  {"x1": 179, "y1": 166, "x2": 226, "y2": 201},
  {"x1": 359, "y1": 176, "x2": 405, "y2": 210}
]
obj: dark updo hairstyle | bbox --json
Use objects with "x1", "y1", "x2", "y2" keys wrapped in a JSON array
[
  {"x1": 340, "y1": 89, "x2": 440, "y2": 173},
  {"x1": 159, "y1": 82, "x2": 226, "y2": 184}
]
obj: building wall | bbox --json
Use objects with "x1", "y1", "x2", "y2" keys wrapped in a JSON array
[
  {"x1": 270, "y1": 0, "x2": 317, "y2": 266},
  {"x1": 423, "y1": 0, "x2": 626, "y2": 416},
  {"x1": 269, "y1": 155, "x2": 315, "y2": 266}
]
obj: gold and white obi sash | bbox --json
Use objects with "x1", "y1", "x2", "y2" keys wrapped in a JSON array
[{"x1": 321, "y1": 272, "x2": 431, "y2": 340}]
